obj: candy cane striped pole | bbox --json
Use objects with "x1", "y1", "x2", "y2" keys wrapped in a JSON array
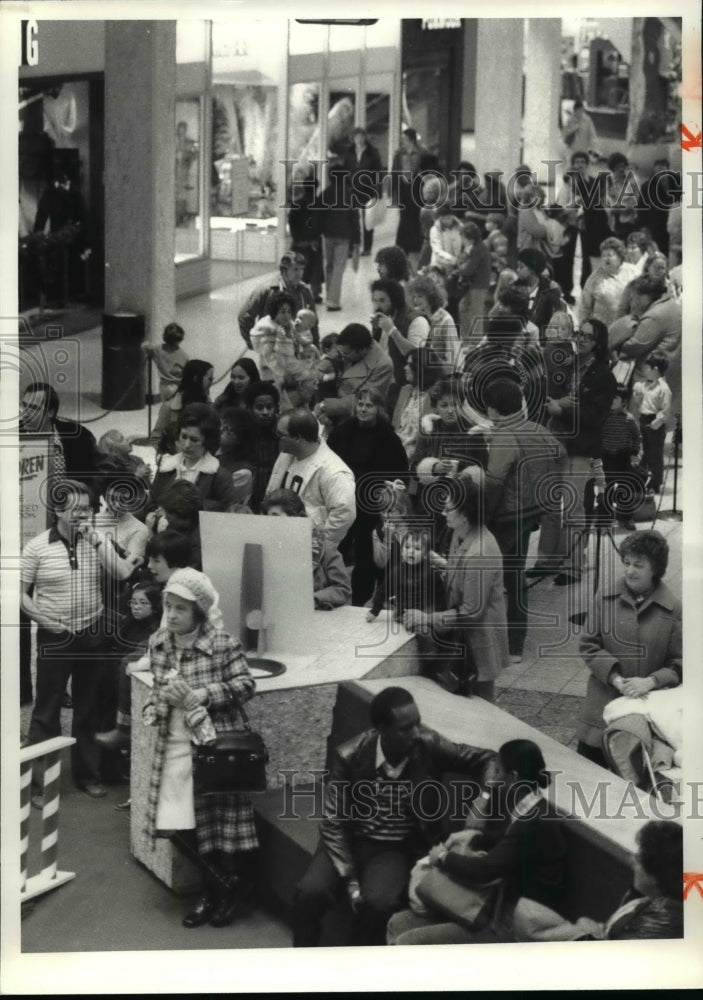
[
  {"x1": 20, "y1": 736, "x2": 76, "y2": 902},
  {"x1": 19, "y1": 759, "x2": 32, "y2": 892}
]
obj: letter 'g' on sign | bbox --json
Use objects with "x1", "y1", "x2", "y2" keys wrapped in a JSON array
[{"x1": 21, "y1": 20, "x2": 39, "y2": 67}]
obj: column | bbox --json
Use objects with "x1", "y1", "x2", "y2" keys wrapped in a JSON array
[
  {"x1": 104, "y1": 22, "x2": 176, "y2": 341},
  {"x1": 523, "y1": 19, "x2": 562, "y2": 187},
  {"x1": 474, "y1": 20, "x2": 524, "y2": 180}
]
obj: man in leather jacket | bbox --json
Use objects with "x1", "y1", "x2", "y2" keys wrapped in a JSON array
[{"x1": 292, "y1": 686, "x2": 497, "y2": 947}]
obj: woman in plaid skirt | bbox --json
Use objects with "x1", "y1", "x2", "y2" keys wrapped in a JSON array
[{"x1": 143, "y1": 567, "x2": 258, "y2": 928}]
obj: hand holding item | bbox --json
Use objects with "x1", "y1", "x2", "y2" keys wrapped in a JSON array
[
  {"x1": 162, "y1": 675, "x2": 194, "y2": 707},
  {"x1": 621, "y1": 676, "x2": 656, "y2": 699},
  {"x1": 365, "y1": 611, "x2": 378, "y2": 623},
  {"x1": 433, "y1": 459, "x2": 457, "y2": 477},
  {"x1": 374, "y1": 312, "x2": 394, "y2": 334}
]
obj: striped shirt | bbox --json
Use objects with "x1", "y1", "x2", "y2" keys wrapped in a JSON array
[
  {"x1": 601, "y1": 412, "x2": 641, "y2": 456},
  {"x1": 354, "y1": 737, "x2": 415, "y2": 843},
  {"x1": 21, "y1": 526, "x2": 103, "y2": 632}
]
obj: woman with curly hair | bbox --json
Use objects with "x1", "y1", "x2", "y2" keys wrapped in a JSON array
[
  {"x1": 515, "y1": 819, "x2": 683, "y2": 941},
  {"x1": 375, "y1": 245, "x2": 412, "y2": 284},
  {"x1": 577, "y1": 529, "x2": 681, "y2": 767}
]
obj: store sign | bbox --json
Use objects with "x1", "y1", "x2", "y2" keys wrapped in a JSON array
[
  {"x1": 421, "y1": 18, "x2": 462, "y2": 31},
  {"x1": 20, "y1": 436, "x2": 51, "y2": 548},
  {"x1": 21, "y1": 19, "x2": 39, "y2": 66}
]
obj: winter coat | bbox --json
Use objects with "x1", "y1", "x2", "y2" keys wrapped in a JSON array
[
  {"x1": 577, "y1": 577, "x2": 681, "y2": 747},
  {"x1": 440, "y1": 524, "x2": 510, "y2": 682}
]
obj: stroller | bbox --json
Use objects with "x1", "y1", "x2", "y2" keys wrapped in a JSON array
[{"x1": 602, "y1": 688, "x2": 683, "y2": 805}]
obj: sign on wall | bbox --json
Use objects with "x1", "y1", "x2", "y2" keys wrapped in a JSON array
[{"x1": 20, "y1": 434, "x2": 52, "y2": 549}]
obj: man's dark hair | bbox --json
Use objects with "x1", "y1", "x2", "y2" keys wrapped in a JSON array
[
  {"x1": 496, "y1": 285, "x2": 531, "y2": 320},
  {"x1": 607, "y1": 152, "x2": 629, "y2": 171},
  {"x1": 260, "y1": 488, "x2": 307, "y2": 517},
  {"x1": 159, "y1": 480, "x2": 200, "y2": 527},
  {"x1": 23, "y1": 381, "x2": 59, "y2": 418},
  {"x1": 613, "y1": 384, "x2": 631, "y2": 404},
  {"x1": 630, "y1": 275, "x2": 667, "y2": 303},
  {"x1": 570, "y1": 150, "x2": 589, "y2": 166},
  {"x1": 370, "y1": 686, "x2": 415, "y2": 728},
  {"x1": 646, "y1": 351, "x2": 669, "y2": 376},
  {"x1": 483, "y1": 378, "x2": 524, "y2": 416},
  {"x1": 244, "y1": 380, "x2": 280, "y2": 408},
  {"x1": 636, "y1": 820, "x2": 682, "y2": 900},
  {"x1": 281, "y1": 407, "x2": 319, "y2": 443},
  {"x1": 145, "y1": 529, "x2": 192, "y2": 568},
  {"x1": 371, "y1": 279, "x2": 405, "y2": 316},
  {"x1": 337, "y1": 323, "x2": 372, "y2": 353}
]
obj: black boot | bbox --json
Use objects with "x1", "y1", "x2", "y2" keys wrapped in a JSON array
[{"x1": 182, "y1": 892, "x2": 215, "y2": 928}]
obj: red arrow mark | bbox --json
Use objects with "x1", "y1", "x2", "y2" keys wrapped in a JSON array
[
  {"x1": 680, "y1": 124, "x2": 702, "y2": 151},
  {"x1": 683, "y1": 872, "x2": 703, "y2": 900}
]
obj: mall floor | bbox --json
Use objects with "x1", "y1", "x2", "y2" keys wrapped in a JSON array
[{"x1": 16, "y1": 208, "x2": 683, "y2": 952}]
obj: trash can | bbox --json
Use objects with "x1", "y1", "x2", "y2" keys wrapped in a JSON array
[{"x1": 101, "y1": 312, "x2": 146, "y2": 410}]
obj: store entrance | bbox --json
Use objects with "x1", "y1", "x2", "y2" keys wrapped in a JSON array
[{"x1": 18, "y1": 74, "x2": 104, "y2": 329}]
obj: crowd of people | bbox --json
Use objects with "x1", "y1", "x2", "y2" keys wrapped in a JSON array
[{"x1": 18, "y1": 130, "x2": 684, "y2": 944}]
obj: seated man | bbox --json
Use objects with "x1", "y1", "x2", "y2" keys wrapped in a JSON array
[{"x1": 292, "y1": 686, "x2": 496, "y2": 947}]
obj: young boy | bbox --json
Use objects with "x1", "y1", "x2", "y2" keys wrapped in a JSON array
[
  {"x1": 632, "y1": 352, "x2": 672, "y2": 494},
  {"x1": 143, "y1": 323, "x2": 189, "y2": 401},
  {"x1": 600, "y1": 385, "x2": 643, "y2": 531}
]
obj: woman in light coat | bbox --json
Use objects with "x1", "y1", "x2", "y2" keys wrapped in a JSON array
[
  {"x1": 577, "y1": 530, "x2": 681, "y2": 767},
  {"x1": 402, "y1": 474, "x2": 508, "y2": 701}
]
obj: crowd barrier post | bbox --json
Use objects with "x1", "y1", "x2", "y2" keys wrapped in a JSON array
[{"x1": 20, "y1": 736, "x2": 76, "y2": 901}]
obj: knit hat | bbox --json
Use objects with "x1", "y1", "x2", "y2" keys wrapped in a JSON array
[
  {"x1": 517, "y1": 249, "x2": 547, "y2": 276},
  {"x1": 164, "y1": 567, "x2": 218, "y2": 616}
]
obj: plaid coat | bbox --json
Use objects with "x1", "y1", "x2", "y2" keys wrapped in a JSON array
[{"x1": 144, "y1": 622, "x2": 259, "y2": 856}]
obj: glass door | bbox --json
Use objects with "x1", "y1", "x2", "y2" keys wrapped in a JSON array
[
  {"x1": 364, "y1": 72, "x2": 393, "y2": 170},
  {"x1": 327, "y1": 75, "x2": 358, "y2": 160}
]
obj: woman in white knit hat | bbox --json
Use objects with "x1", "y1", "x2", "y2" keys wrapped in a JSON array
[{"x1": 142, "y1": 567, "x2": 258, "y2": 929}]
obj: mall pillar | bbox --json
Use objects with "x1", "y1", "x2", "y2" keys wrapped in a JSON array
[
  {"x1": 104, "y1": 22, "x2": 176, "y2": 344},
  {"x1": 474, "y1": 20, "x2": 524, "y2": 181},
  {"x1": 523, "y1": 19, "x2": 562, "y2": 187}
]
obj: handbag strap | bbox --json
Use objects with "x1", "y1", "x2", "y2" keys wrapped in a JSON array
[{"x1": 231, "y1": 698, "x2": 253, "y2": 732}]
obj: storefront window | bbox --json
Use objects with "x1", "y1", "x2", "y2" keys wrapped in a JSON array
[
  {"x1": 174, "y1": 98, "x2": 202, "y2": 262},
  {"x1": 328, "y1": 85, "x2": 356, "y2": 157},
  {"x1": 209, "y1": 22, "x2": 285, "y2": 264},
  {"x1": 288, "y1": 82, "x2": 321, "y2": 173}
]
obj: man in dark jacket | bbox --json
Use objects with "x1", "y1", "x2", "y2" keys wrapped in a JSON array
[
  {"x1": 238, "y1": 250, "x2": 318, "y2": 348},
  {"x1": 20, "y1": 381, "x2": 97, "y2": 485},
  {"x1": 514, "y1": 249, "x2": 564, "y2": 341},
  {"x1": 292, "y1": 686, "x2": 497, "y2": 947},
  {"x1": 344, "y1": 127, "x2": 383, "y2": 256},
  {"x1": 318, "y1": 160, "x2": 361, "y2": 311}
]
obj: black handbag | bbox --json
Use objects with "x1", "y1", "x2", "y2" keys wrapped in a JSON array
[{"x1": 192, "y1": 701, "x2": 268, "y2": 795}]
